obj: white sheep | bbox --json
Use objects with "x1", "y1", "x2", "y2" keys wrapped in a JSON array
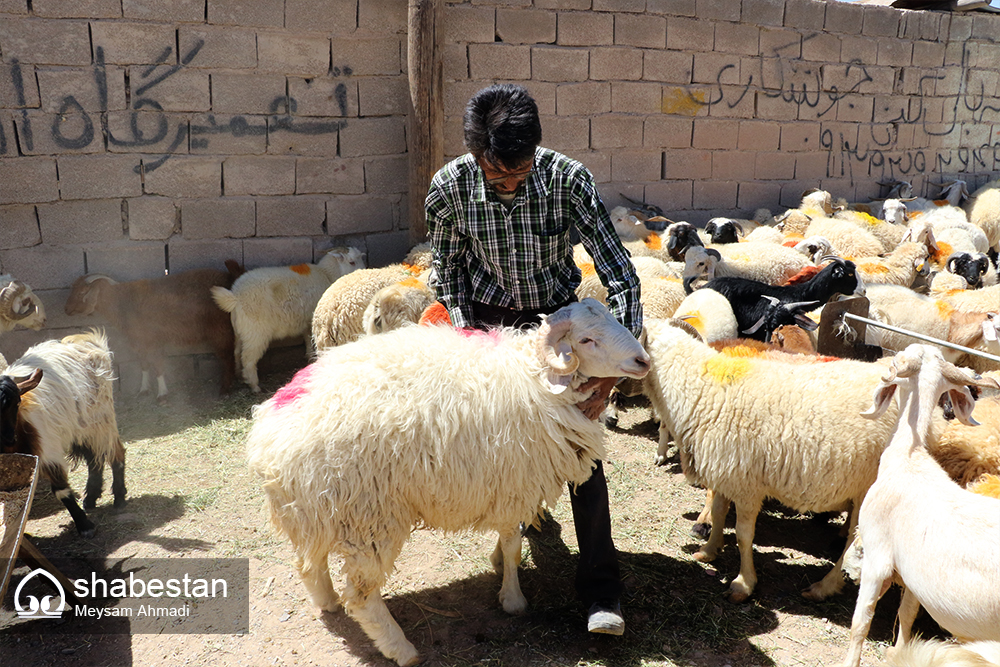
[
  {"x1": 246, "y1": 299, "x2": 650, "y2": 666},
  {"x1": 361, "y1": 278, "x2": 436, "y2": 336},
  {"x1": 805, "y1": 216, "x2": 885, "y2": 258},
  {"x1": 0, "y1": 330, "x2": 124, "y2": 537},
  {"x1": 851, "y1": 242, "x2": 929, "y2": 287},
  {"x1": 964, "y1": 178, "x2": 1000, "y2": 251},
  {"x1": 928, "y1": 394, "x2": 1000, "y2": 488},
  {"x1": 641, "y1": 318, "x2": 901, "y2": 602},
  {"x1": 841, "y1": 345, "x2": 1000, "y2": 667},
  {"x1": 211, "y1": 247, "x2": 365, "y2": 393},
  {"x1": 0, "y1": 277, "x2": 46, "y2": 333},
  {"x1": 671, "y1": 288, "x2": 738, "y2": 343},
  {"x1": 682, "y1": 243, "x2": 813, "y2": 291},
  {"x1": 743, "y1": 225, "x2": 784, "y2": 244},
  {"x1": 881, "y1": 638, "x2": 1000, "y2": 667}
]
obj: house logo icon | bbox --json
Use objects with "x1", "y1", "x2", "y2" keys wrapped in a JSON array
[{"x1": 14, "y1": 568, "x2": 68, "y2": 619}]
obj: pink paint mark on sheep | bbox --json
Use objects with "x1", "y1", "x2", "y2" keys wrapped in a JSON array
[
  {"x1": 272, "y1": 364, "x2": 315, "y2": 409},
  {"x1": 458, "y1": 327, "x2": 502, "y2": 344}
]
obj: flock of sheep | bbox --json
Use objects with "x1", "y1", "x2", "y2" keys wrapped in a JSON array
[{"x1": 1, "y1": 175, "x2": 999, "y2": 666}]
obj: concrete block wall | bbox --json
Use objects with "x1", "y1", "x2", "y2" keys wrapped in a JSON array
[{"x1": 442, "y1": 0, "x2": 1000, "y2": 223}]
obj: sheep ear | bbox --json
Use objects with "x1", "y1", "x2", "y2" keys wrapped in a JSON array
[
  {"x1": 861, "y1": 381, "x2": 897, "y2": 419},
  {"x1": 946, "y1": 387, "x2": 979, "y2": 426},
  {"x1": 983, "y1": 315, "x2": 998, "y2": 343}
]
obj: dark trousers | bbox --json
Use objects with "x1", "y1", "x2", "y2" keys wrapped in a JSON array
[{"x1": 471, "y1": 301, "x2": 623, "y2": 606}]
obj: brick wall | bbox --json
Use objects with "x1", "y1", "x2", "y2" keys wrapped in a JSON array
[{"x1": 1, "y1": 0, "x2": 999, "y2": 382}]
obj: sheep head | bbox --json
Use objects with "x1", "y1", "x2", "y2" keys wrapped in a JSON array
[
  {"x1": 705, "y1": 218, "x2": 743, "y2": 245},
  {"x1": 664, "y1": 221, "x2": 704, "y2": 262},
  {"x1": 742, "y1": 296, "x2": 821, "y2": 343},
  {"x1": 64, "y1": 275, "x2": 117, "y2": 317},
  {"x1": 536, "y1": 298, "x2": 649, "y2": 394},
  {"x1": 0, "y1": 368, "x2": 42, "y2": 452},
  {"x1": 682, "y1": 247, "x2": 721, "y2": 294},
  {"x1": 946, "y1": 252, "x2": 989, "y2": 289},
  {"x1": 0, "y1": 281, "x2": 46, "y2": 330}
]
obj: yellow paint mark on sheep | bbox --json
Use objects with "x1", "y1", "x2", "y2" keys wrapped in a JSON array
[
  {"x1": 677, "y1": 313, "x2": 705, "y2": 335},
  {"x1": 719, "y1": 344, "x2": 766, "y2": 359},
  {"x1": 935, "y1": 299, "x2": 955, "y2": 319},
  {"x1": 644, "y1": 234, "x2": 662, "y2": 251},
  {"x1": 662, "y1": 88, "x2": 706, "y2": 116},
  {"x1": 290, "y1": 264, "x2": 311, "y2": 275},
  {"x1": 702, "y1": 356, "x2": 752, "y2": 384},
  {"x1": 858, "y1": 212, "x2": 881, "y2": 227},
  {"x1": 579, "y1": 262, "x2": 597, "y2": 277},
  {"x1": 970, "y1": 474, "x2": 1000, "y2": 499},
  {"x1": 858, "y1": 262, "x2": 890, "y2": 274}
]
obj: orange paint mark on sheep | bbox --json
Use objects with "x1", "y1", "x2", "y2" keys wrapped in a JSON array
[
  {"x1": 702, "y1": 356, "x2": 752, "y2": 384},
  {"x1": 783, "y1": 265, "x2": 821, "y2": 285},
  {"x1": 398, "y1": 277, "x2": 423, "y2": 288},
  {"x1": 858, "y1": 262, "x2": 890, "y2": 274},
  {"x1": 933, "y1": 200, "x2": 949, "y2": 207},
  {"x1": 644, "y1": 234, "x2": 662, "y2": 251},
  {"x1": 858, "y1": 212, "x2": 881, "y2": 226},
  {"x1": 719, "y1": 344, "x2": 766, "y2": 359},
  {"x1": 289, "y1": 264, "x2": 311, "y2": 275},
  {"x1": 579, "y1": 262, "x2": 597, "y2": 277},
  {"x1": 677, "y1": 313, "x2": 704, "y2": 335},
  {"x1": 401, "y1": 263, "x2": 422, "y2": 275},
  {"x1": 419, "y1": 302, "x2": 452, "y2": 327},
  {"x1": 935, "y1": 300, "x2": 955, "y2": 319},
  {"x1": 931, "y1": 241, "x2": 953, "y2": 265},
  {"x1": 969, "y1": 474, "x2": 1000, "y2": 499}
]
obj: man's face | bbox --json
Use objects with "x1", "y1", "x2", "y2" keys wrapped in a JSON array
[{"x1": 477, "y1": 157, "x2": 532, "y2": 195}]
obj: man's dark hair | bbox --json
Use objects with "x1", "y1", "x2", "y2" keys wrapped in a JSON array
[{"x1": 464, "y1": 84, "x2": 542, "y2": 171}]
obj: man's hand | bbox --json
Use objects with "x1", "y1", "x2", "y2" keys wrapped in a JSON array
[{"x1": 575, "y1": 376, "x2": 620, "y2": 421}]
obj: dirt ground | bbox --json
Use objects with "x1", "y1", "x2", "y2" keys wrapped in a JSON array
[{"x1": 1, "y1": 348, "x2": 946, "y2": 667}]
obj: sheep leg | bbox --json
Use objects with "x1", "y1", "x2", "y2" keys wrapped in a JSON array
[
  {"x1": 495, "y1": 528, "x2": 527, "y2": 614},
  {"x1": 893, "y1": 586, "x2": 921, "y2": 649},
  {"x1": 694, "y1": 491, "x2": 730, "y2": 563},
  {"x1": 156, "y1": 375, "x2": 168, "y2": 402},
  {"x1": 139, "y1": 370, "x2": 152, "y2": 395},
  {"x1": 802, "y1": 502, "x2": 860, "y2": 601},
  {"x1": 842, "y1": 565, "x2": 894, "y2": 667},
  {"x1": 342, "y1": 554, "x2": 419, "y2": 667},
  {"x1": 294, "y1": 551, "x2": 340, "y2": 612},
  {"x1": 654, "y1": 425, "x2": 672, "y2": 466},
  {"x1": 110, "y1": 438, "x2": 127, "y2": 508},
  {"x1": 43, "y1": 462, "x2": 96, "y2": 538},
  {"x1": 82, "y1": 448, "x2": 104, "y2": 510},
  {"x1": 691, "y1": 489, "x2": 714, "y2": 539},
  {"x1": 240, "y1": 337, "x2": 269, "y2": 393},
  {"x1": 728, "y1": 501, "x2": 761, "y2": 603}
]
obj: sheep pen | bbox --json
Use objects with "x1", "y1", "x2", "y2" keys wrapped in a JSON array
[{"x1": 0, "y1": 325, "x2": 967, "y2": 667}]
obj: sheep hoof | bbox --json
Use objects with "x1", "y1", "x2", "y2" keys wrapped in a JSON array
[
  {"x1": 113, "y1": 497, "x2": 127, "y2": 509},
  {"x1": 83, "y1": 497, "x2": 98, "y2": 510},
  {"x1": 690, "y1": 522, "x2": 711, "y2": 539},
  {"x1": 500, "y1": 594, "x2": 527, "y2": 615},
  {"x1": 79, "y1": 525, "x2": 97, "y2": 539},
  {"x1": 653, "y1": 454, "x2": 668, "y2": 466},
  {"x1": 398, "y1": 652, "x2": 423, "y2": 667},
  {"x1": 692, "y1": 549, "x2": 715, "y2": 563},
  {"x1": 800, "y1": 582, "x2": 834, "y2": 601},
  {"x1": 728, "y1": 587, "x2": 750, "y2": 604}
]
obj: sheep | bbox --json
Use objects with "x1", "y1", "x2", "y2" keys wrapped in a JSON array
[
  {"x1": 641, "y1": 318, "x2": 902, "y2": 602},
  {"x1": 246, "y1": 298, "x2": 651, "y2": 666},
  {"x1": 700, "y1": 257, "x2": 865, "y2": 343},
  {"x1": 881, "y1": 638, "x2": 1000, "y2": 667},
  {"x1": 672, "y1": 288, "x2": 738, "y2": 343},
  {"x1": 942, "y1": 252, "x2": 991, "y2": 290},
  {"x1": 682, "y1": 242, "x2": 814, "y2": 292},
  {"x1": 832, "y1": 208, "x2": 910, "y2": 254},
  {"x1": 928, "y1": 394, "x2": 1000, "y2": 487},
  {"x1": 0, "y1": 330, "x2": 124, "y2": 537},
  {"x1": 793, "y1": 236, "x2": 836, "y2": 263},
  {"x1": 65, "y1": 264, "x2": 243, "y2": 401},
  {"x1": 805, "y1": 216, "x2": 886, "y2": 258},
  {"x1": 851, "y1": 242, "x2": 930, "y2": 287},
  {"x1": 609, "y1": 205, "x2": 653, "y2": 241},
  {"x1": 659, "y1": 221, "x2": 705, "y2": 262},
  {"x1": 963, "y1": 178, "x2": 1000, "y2": 251},
  {"x1": 743, "y1": 225, "x2": 784, "y2": 245},
  {"x1": 841, "y1": 345, "x2": 1000, "y2": 667},
  {"x1": 704, "y1": 218, "x2": 744, "y2": 244},
  {"x1": 361, "y1": 278, "x2": 437, "y2": 336},
  {"x1": 0, "y1": 277, "x2": 46, "y2": 333},
  {"x1": 210, "y1": 247, "x2": 364, "y2": 393}
]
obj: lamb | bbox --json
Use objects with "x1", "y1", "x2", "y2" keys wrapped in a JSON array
[
  {"x1": 210, "y1": 247, "x2": 364, "y2": 393},
  {"x1": 0, "y1": 277, "x2": 46, "y2": 333},
  {"x1": 964, "y1": 179, "x2": 1000, "y2": 251},
  {"x1": 246, "y1": 299, "x2": 650, "y2": 666},
  {"x1": 743, "y1": 225, "x2": 784, "y2": 245},
  {"x1": 943, "y1": 252, "x2": 991, "y2": 289},
  {"x1": 851, "y1": 242, "x2": 930, "y2": 287},
  {"x1": 362, "y1": 278, "x2": 436, "y2": 336},
  {"x1": 928, "y1": 394, "x2": 1000, "y2": 487},
  {"x1": 65, "y1": 264, "x2": 243, "y2": 401},
  {"x1": 841, "y1": 345, "x2": 1000, "y2": 667},
  {"x1": 704, "y1": 218, "x2": 744, "y2": 244},
  {"x1": 681, "y1": 243, "x2": 814, "y2": 292},
  {"x1": 0, "y1": 330, "x2": 124, "y2": 537},
  {"x1": 805, "y1": 215, "x2": 885, "y2": 258},
  {"x1": 881, "y1": 638, "x2": 1000, "y2": 667},
  {"x1": 641, "y1": 318, "x2": 901, "y2": 602}
]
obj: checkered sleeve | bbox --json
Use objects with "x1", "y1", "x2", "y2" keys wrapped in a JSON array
[{"x1": 425, "y1": 181, "x2": 474, "y2": 329}]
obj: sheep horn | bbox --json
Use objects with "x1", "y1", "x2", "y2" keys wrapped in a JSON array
[
  {"x1": 537, "y1": 309, "x2": 579, "y2": 375},
  {"x1": 0, "y1": 282, "x2": 36, "y2": 320},
  {"x1": 733, "y1": 221, "x2": 744, "y2": 234},
  {"x1": 12, "y1": 368, "x2": 42, "y2": 394},
  {"x1": 940, "y1": 362, "x2": 977, "y2": 389},
  {"x1": 947, "y1": 254, "x2": 961, "y2": 273},
  {"x1": 819, "y1": 255, "x2": 842, "y2": 265}
]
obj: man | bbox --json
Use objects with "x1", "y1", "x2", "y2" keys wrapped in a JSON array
[{"x1": 424, "y1": 83, "x2": 643, "y2": 635}]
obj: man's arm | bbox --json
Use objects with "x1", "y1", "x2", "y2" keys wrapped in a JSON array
[{"x1": 425, "y1": 186, "x2": 474, "y2": 329}]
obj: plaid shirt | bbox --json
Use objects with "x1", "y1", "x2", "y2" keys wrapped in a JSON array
[{"x1": 425, "y1": 147, "x2": 642, "y2": 336}]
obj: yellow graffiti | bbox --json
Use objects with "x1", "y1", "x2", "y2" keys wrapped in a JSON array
[{"x1": 662, "y1": 88, "x2": 706, "y2": 116}]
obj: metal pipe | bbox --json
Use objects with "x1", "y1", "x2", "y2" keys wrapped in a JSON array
[{"x1": 841, "y1": 312, "x2": 1000, "y2": 364}]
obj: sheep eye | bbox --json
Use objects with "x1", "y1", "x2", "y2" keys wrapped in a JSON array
[{"x1": 579, "y1": 337, "x2": 594, "y2": 345}]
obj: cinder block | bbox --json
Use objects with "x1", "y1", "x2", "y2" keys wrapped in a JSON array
[
  {"x1": 179, "y1": 26, "x2": 257, "y2": 70},
  {"x1": 644, "y1": 178, "x2": 692, "y2": 210},
  {"x1": 123, "y1": 0, "x2": 203, "y2": 22},
  {"x1": 143, "y1": 157, "x2": 222, "y2": 198},
  {"x1": 498, "y1": 9, "x2": 557, "y2": 44},
  {"x1": 340, "y1": 117, "x2": 407, "y2": 157},
  {"x1": 610, "y1": 150, "x2": 660, "y2": 182},
  {"x1": 258, "y1": 33, "x2": 330, "y2": 77},
  {"x1": 443, "y1": 5, "x2": 495, "y2": 43},
  {"x1": 86, "y1": 241, "x2": 167, "y2": 282},
  {"x1": 90, "y1": 22, "x2": 177, "y2": 66},
  {"x1": 692, "y1": 53, "x2": 741, "y2": 86},
  {"x1": 365, "y1": 230, "x2": 412, "y2": 268},
  {"x1": 877, "y1": 40, "x2": 913, "y2": 68},
  {"x1": 0, "y1": 113, "x2": 13, "y2": 156},
  {"x1": 558, "y1": 12, "x2": 614, "y2": 47},
  {"x1": 836, "y1": 94, "x2": 873, "y2": 123},
  {"x1": 862, "y1": 5, "x2": 900, "y2": 38},
  {"x1": 207, "y1": 0, "x2": 283, "y2": 27},
  {"x1": 0, "y1": 244, "x2": 84, "y2": 289},
  {"x1": 610, "y1": 81, "x2": 661, "y2": 113},
  {"x1": 33, "y1": 0, "x2": 119, "y2": 18},
  {"x1": 662, "y1": 149, "x2": 711, "y2": 179},
  {"x1": 760, "y1": 27, "x2": 801, "y2": 59},
  {"x1": 0, "y1": 62, "x2": 39, "y2": 108},
  {"x1": 795, "y1": 152, "x2": 829, "y2": 180},
  {"x1": 536, "y1": 0, "x2": 590, "y2": 9},
  {"x1": 134, "y1": 70, "x2": 211, "y2": 113},
  {"x1": 590, "y1": 47, "x2": 642, "y2": 81},
  {"x1": 714, "y1": 23, "x2": 760, "y2": 56},
  {"x1": 784, "y1": 0, "x2": 825, "y2": 30},
  {"x1": 0, "y1": 157, "x2": 58, "y2": 204},
  {"x1": 614, "y1": 14, "x2": 665, "y2": 49},
  {"x1": 296, "y1": 157, "x2": 365, "y2": 195},
  {"x1": 873, "y1": 95, "x2": 909, "y2": 124},
  {"x1": 970, "y1": 14, "x2": 999, "y2": 41},
  {"x1": 977, "y1": 44, "x2": 1000, "y2": 70},
  {"x1": 693, "y1": 180, "x2": 737, "y2": 209},
  {"x1": 168, "y1": 237, "x2": 245, "y2": 273},
  {"x1": 106, "y1": 113, "x2": 189, "y2": 155},
  {"x1": 825, "y1": 0, "x2": 863, "y2": 35},
  {"x1": 331, "y1": 38, "x2": 402, "y2": 77},
  {"x1": 754, "y1": 152, "x2": 796, "y2": 180},
  {"x1": 737, "y1": 181, "x2": 781, "y2": 212},
  {"x1": 644, "y1": 116, "x2": 692, "y2": 148},
  {"x1": 943, "y1": 41, "x2": 967, "y2": 68},
  {"x1": 755, "y1": 91, "x2": 798, "y2": 121},
  {"x1": 556, "y1": 82, "x2": 611, "y2": 115},
  {"x1": 288, "y1": 78, "x2": 358, "y2": 117},
  {"x1": 540, "y1": 116, "x2": 590, "y2": 150},
  {"x1": 127, "y1": 196, "x2": 177, "y2": 240},
  {"x1": 697, "y1": 0, "x2": 740, "y2": 21},
  {"x1": 442, "y1": 44, "x2": 469, "y2": 81},
  {"x1": 0, "y1": 19, "x2": 91, "y2": 65},
  {"x1": 661, "y1": 85, "x2": 710, "y2": 116},
  {"x1": 243, "y1": 237, "x2": 315, "y2": 269},
  {"x1": 180, "y1": 199, "x2": 255, "y2": 240},
  {"x1": 948, "y1": 14, "x2": 973, "y2": 41},
  {"x1": 211, "y1": 73, "x2": 288, "y2": 115},
  {"x1": 358, "y1": 0, "x2": 406, "y2": 33},
  {"x1": 268, "y1": 118, "x2": 341, "y2": 157},
  {"x1": 741, "y1": 0, "x2": 784, "y2": 26},
  {"x1": 692, "y1": 118, "x2": 739, "y2": 150},
  {"x1": 286, "y1": 0, "x2": 357, "y2": 32},
  {"x1": 38, "y1": 199, "x2": 123, "y2": 244},
  {"x1": 707, "y1": 84, "x2": 756, "y2": 119},
  {"x1": 14, "y1": 111, "x2": 103, "y2": 155},
  {"x1": 0, "y1": 0, "x2": 27, "y2": 14},
  {"x1": 255, "y1": 197, "x2": 326, "y2": 237},
  {"x1": 327, "y1": 195, "x2": 393, "y2": 236},
  {"x1": 591, "y1": 115, "x2": 643, "y2": 149},
  {"x1": 643, "y1": 51, "x2": 692, "y2": 84},
  {"x1": 593, "y1": 0, "x2": 645, "y2": 12},
  {"x1": 224, "y1": 156, "x2": 296, "y2": 196},
  {"x1": 714, "y1": 155, "x2": 755, "y2": 186},
  {"x1": 802, "y1": 32, "x2": 841, "y2": 62},
  {"x1": 737, "y1": 120, "x2": 780, "y2": 151},
  {"x1": 0, "y1": 205, "x2": 39, "y2": 249},
  {"x1": 533, "y1": 47, "x2": 589, "y2": 82},
  {"x1": 364, "y1": 155, "x2": 408, "y2": 195},
  {"x1": 666, "y1": 17, "x2": 714, "y2": 52},
  {"x1": 469, "y1": 44, "x2": 532, "y2": 80},
  {"x1": 58, "y1": 155, "x2": 142, "y2": 200},
  {"x1": 839, "y1": 35, "x2": 879, "y2": 65},
  {"x1": 37, "y1": 67, "x2": 127, "y2": 113},
  {"x1": 645, "y1": 0, "x2": 696, "y2": 17},
  {"x1": 190, "y1": 114, "x2": 268, "y2": 155},
  {"x1": 531, "y1": 82, "x2": 558, "y2": 115},
  {"x1": 779, "y1": 122, "x2": 820, "y2": 152},
  {"x1": 358, "y1": 77, "x2": 409, "y2": 117}
]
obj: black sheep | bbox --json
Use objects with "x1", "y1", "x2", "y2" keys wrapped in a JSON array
[{"x1": 946, "y1": 252, "x2": 990, "y2": 289}]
